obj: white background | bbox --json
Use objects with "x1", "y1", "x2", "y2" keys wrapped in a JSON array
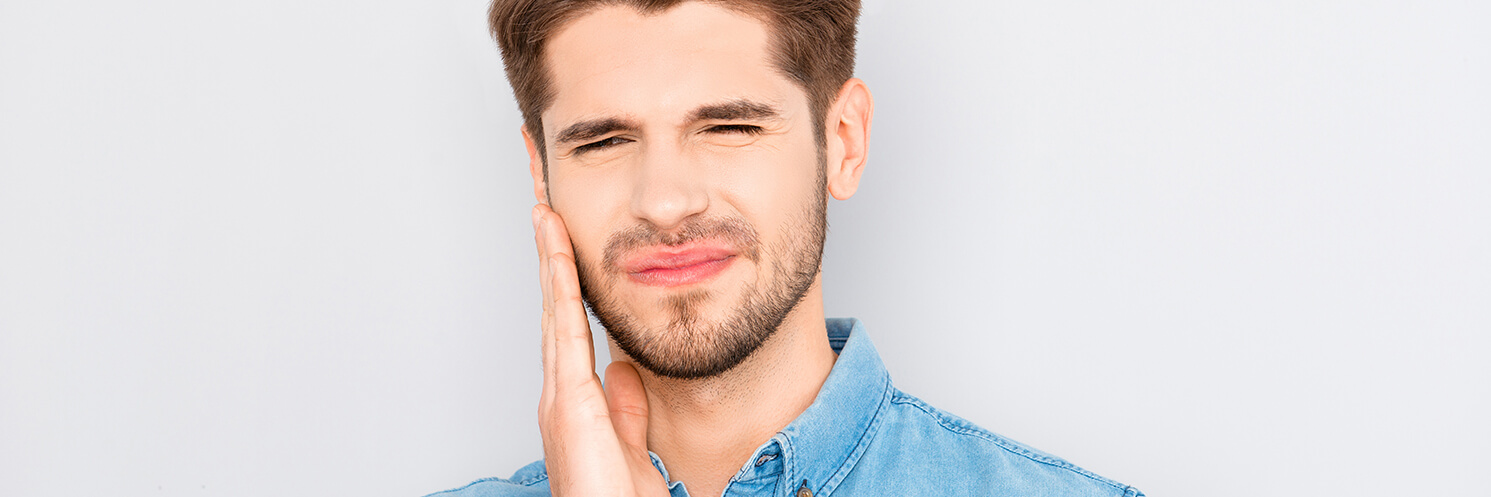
[{"x1": 2, "y1": 0, "x2": 1487, "y2": 496}]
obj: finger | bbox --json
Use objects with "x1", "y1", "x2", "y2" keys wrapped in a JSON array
[
  {"x1": 538, "y1": 206, "x2": 576, "y2": 264},
  {"x1": 539, "y1": 209, "x2": 589, "y2": 376},
  {"x1": 539, "y1": 266, "x2": 556, "y2": 418},
  {"x1": 549, "y1": 252, "x2": 596, "y2": 389},
  {"x1": 604, "y1": 361, "x2": 650, "y2": 453},
  {"x1": 534, "y1": 205, "x2": 556, "y2": 419},
  {"x1": 531, "y1": 203, "x2": 545, "y2": 257},
  {"x1": 534, "y1": 205, "x2": 553, "y2": 310},
  {"x1": 538, "y1": 207, "x2": 576, "y2": 394}
]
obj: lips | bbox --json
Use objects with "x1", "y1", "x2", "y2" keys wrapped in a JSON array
[{"x1": 621, "y1": 243, "x2": 737, "y2": 287}]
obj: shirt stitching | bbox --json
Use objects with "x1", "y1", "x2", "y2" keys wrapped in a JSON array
[
  {"x1": 889, "y1": 391, "x2": 1132, "y2": 494},
  {"x1": 421, "y1": 471, "x2": 549, "y2": 497},
  {"x1": 818, "y1": 371, "x2": 893, "y2": 497},
  {"x1": 782, "y1": 436, "x2": 796, "y2": 497},
  {"x1": 515, "y1": 472, "x2": 549, "y2": 487}
]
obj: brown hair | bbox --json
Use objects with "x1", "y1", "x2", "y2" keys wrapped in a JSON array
[{"x1": 489, "y1": 0, "x2": 861, "y2": 166}]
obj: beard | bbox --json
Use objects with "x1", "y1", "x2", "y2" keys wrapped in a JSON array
[{"x1": 573, "y1": 175, "x2": 828, "y2": 380}]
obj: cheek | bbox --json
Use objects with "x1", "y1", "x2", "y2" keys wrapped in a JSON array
[
  {"x1": 548, "y1": 172, "x2": 629, "y2": 262},
  {"x1": 713, "y1": 139, "x2": 821, "y2": 233}
]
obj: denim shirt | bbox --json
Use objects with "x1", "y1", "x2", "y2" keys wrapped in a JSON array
[{"x1": 429, "y1": 318, "x2": 1142, "y2": 497}]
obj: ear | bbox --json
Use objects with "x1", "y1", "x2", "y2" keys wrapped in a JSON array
[
  {"x1": 522, "y1": 125, "x2": 549, "y2": 204},
  {"x1": 824, "y1": 78, "x2": 873, "y2": 201}
]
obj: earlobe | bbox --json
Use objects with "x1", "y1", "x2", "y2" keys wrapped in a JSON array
[
  {"x1": 825, "y1": 78, "x2": 873, "y2": 201},
  {"x1": 522, "y1": 126, "x2": 549, "y2": 204}
]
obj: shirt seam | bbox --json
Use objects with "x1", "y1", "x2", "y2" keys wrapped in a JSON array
[
  {"x1": 818, "y1": 370, "x2": 894, "y2": 497},
  {"x1": 421, "y1": 471, "x2": 550, "y2": 497},
  {"x1": 517, "y1": 473, "x2": 549, "y2": 487},
  {"x1": 889, "y1": 392, "x2": 1134, "y2": 494}
]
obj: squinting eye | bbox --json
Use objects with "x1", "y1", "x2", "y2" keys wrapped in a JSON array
[
  {"x1": 575, "y1": 136, "x2": 631, "y2": 153},
  {"x1": 707, "y1": 124, "x2": 763, "y2": 135}
]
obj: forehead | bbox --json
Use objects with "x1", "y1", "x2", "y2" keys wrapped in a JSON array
[{"x1": 542, "y1": 3, "x2": 801, "y2": 135}]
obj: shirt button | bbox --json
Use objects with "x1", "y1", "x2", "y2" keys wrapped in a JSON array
[{"x1": 796, "y1": 481, "x2": 812, "y2": 497}]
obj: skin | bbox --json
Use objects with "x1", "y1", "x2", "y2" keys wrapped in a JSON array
[{"x1": 527, "y1": 3, "x2": 872, "y2": 496}]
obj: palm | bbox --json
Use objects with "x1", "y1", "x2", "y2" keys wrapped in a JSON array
[{"x1": 534, "y1": 204, "x2": 669, "y2": 497}]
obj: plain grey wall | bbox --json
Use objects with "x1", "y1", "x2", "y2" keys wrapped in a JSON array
[{"x1": 2, "y1": 0, "x2": 1487, "y2": 496}]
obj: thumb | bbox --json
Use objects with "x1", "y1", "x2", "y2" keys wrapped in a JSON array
[{"x1": 604, "y1": 361, "x2": 650, "y2": 453}]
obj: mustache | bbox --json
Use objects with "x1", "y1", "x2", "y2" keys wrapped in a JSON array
[{"x1": 601, "y1": 216, "x2": 762, "y2": 272}]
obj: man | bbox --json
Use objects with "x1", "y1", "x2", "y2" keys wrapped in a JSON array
[{"x1": 433, "y1": 1, "x2": 1142, "y2": 496}]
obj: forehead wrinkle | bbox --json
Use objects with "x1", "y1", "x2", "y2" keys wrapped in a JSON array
[{"x1": 544, "y1": 4, "x2": 788, "y2": 132}]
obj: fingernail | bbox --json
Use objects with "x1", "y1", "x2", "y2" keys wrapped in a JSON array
[{"x1": 532, "y1": 205, "x2": 542, "y2": 230}]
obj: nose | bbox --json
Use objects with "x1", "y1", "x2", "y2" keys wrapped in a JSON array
[{"x1": 630, "y1": 141, "x2": 708, "y2": 231}]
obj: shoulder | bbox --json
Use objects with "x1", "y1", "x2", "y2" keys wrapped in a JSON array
[
  {"x1": 423, "y1": 460, "x2": 551, "y2": 497},
  {"x1": 842, "y1": 389, "x2": 1142, "y2": 497}
]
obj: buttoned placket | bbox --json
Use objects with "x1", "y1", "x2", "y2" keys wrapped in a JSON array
[{"x1": 794, "y1": 480, "x2": 812, "y2": 497}]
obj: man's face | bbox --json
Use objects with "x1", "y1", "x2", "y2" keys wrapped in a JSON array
[{"x1": 537, "y1": 3, "x2": 827, "y2": 379}]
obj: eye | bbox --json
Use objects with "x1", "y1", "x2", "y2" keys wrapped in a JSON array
[
  {"x1": 575, "y1": 136, "x2": 631, "y2": 154},
  {"x1": 706, "y1": 124, "x2": 763, "y2": 135}
]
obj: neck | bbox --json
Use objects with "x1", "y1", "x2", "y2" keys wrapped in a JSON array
[{"x1": 609, "y1": 280, "x2": 836, "y2": 497}]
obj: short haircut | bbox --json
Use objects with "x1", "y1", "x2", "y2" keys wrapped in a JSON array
[{"x1": 488, "y1": 0, "x2": 861, "y2": 168}]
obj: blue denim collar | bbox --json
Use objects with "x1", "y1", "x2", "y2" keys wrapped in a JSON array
[
  {"x1": 444, "y1": 317, "x2": 1143, "y2": 497},
  {"x1": 720, "y1": 317, "x2": 894, "y2": 496}
]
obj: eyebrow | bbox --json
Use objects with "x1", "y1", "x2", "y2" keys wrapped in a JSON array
[
  {"x1": 555, "y1": 117, "x2": 639, "y2": 145},
  {"x1": 687, "y1": 99, "x2": 781, "y2": 122},
  {"x1": 552, "y1": 99, "x2": 782, "y2": 146}
]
